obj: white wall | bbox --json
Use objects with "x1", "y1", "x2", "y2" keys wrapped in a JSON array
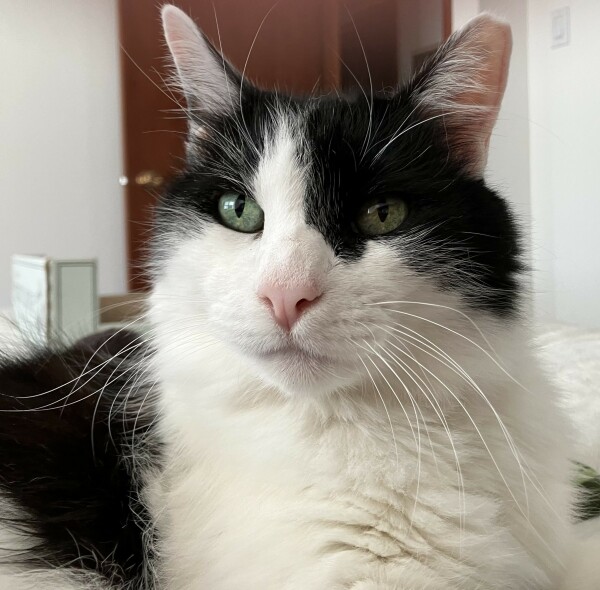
[
  {"x1": 0, "y1": 0, "x2": 126, "y2": 309},
  {"x1": 451, "y1": 0, "x2": 480, "y2": 28},
  {"x1": 528, "y1": 0, "x2": 600, "y2": 328}
]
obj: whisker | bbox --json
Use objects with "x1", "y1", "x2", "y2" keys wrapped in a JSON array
[
  {"x1": 344, "y1": 7, "x2": 374, "y2": 159},
  {"x1": 356, "y1": 354, "x2": 399, "y2": 468},
  {"x1": 237, "y1": 2, "x2": 280, "y2": 158},
  {"x1": 359, "y1": 339, "x2": 424, "y2": 534},
  {"x1": 377, "y1": 305, "x2": 532, "y2": 394},
  {"x1": 373, "y1": 334, "x2": 467, "y2": 544},
  {"x1": 384, "y1": 320, "x2": 544, "y2": 511},
  {"x1": 383, "y1": 327, "x2": 563, "y2": 562}
]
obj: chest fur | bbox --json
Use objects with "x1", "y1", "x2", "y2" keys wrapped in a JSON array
[{"x1": 149, "y1": 402, "x2": 559, "y2": 589}]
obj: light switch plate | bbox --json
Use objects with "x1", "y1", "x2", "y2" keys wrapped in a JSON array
[{"x1": 551, "y1": 7, "x2": 570, "y2": 49}]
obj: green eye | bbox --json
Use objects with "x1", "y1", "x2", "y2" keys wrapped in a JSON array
[
  {"x1": 355, "y1": 197, "x2": 408, "y2": 237},
  {"x1": 218, "y1": 192, "x2": 264, "y2": 233}
]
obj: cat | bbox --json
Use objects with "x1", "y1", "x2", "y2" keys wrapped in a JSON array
[{"x1": 0, "y1": 5, "x2": 599, "y2": 589}]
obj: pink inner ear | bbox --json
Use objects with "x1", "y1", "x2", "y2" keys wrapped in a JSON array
[
  {"x1": 160, "y1": 4, "x2": 238, "y2": 114},
  {"x1": 417, "y1": 14, "x2": 513, "y2": 177},
  {"x1": 458, "y1": 18, "x2": 512, "y2": 158},
  {"x1": 456, "y1": 17, "x2": 512, "y2": 106},
  {"x1": 162, "y1": 5, "x2": 202, "y2": 61}
]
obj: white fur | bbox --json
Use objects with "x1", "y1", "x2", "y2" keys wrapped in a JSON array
[{"x1": 146, "y1": 112, "x2": 588, "y2": 589}]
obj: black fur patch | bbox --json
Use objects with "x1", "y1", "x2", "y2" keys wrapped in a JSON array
[{"x1": 0, "y1": 330, "x2": 158, "y2": 588}]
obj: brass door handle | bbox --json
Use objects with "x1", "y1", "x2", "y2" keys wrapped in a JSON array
[{"x1": 134, "y1": 170, "x2": 164, "y2": 189}]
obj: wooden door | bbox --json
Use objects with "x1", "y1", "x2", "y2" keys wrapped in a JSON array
[{"x1": 118, "y1": 0, "x2": 448, "y2": 291}]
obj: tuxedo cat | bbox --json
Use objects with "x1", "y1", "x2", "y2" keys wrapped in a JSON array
[{"x1": 0, "y1": 6, "x2": 598, "y2": 589}]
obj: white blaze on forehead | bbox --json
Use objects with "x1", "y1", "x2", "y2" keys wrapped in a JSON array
[
  {"x1": 252, "y1": 114, "x2": 333, "y2": 287},
  {"x1": 252, "y1": 115, "x2": 307, "y2": 234}
]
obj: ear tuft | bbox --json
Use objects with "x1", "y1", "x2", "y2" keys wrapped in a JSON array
[
  {"x1": 161, "y1": 4, "x2": 239, "y2": 116},
  {"x1": 410, "y1": 13, "x2": 512, "y2": 177}
]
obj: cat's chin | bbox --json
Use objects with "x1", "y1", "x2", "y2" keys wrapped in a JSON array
[
  {"x1": 250, "y1": 347, "x2": 357, "y2": 397},
  {"x1": 265, "y1": 371, "x2": 354, "y2": 398}
]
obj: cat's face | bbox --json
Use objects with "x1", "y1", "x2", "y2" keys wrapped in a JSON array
[{"x1": 151, "y1": 7, "x2": 520, "y2": 397}]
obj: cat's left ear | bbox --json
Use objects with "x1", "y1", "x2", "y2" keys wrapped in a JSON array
[
  {"x1": 409, "y1": 13, "x2": 512, "y2": 177},
  {"x1": 161, "y1": 5, "x2": 240, "y2": 116}
]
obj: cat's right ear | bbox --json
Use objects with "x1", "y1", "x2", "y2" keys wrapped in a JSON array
[{"x1": 161, "y1": 5, "x2": 239, "y2": 116}]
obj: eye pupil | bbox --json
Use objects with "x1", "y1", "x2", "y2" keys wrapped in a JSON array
[
  {"x1": 377, "y1": 203, "x2": 389, "y2": 223},
  {"x1": 218, "y1": 191, "x2": 264, "y2": 233},
  {"x1": 355, "y1": 196, "x2": 407, "y2": 237},
  {"x1": 234, "y1": 196, "x2": 245, "y2": 218}
]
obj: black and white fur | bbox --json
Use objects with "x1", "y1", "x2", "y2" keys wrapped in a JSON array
[{"x1": 0, "y1": 6, "x2": 598, "y2": 588}]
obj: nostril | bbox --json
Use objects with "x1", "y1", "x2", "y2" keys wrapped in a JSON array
[
  {"x1": 296, "y1": 295, "x2": 321, "y2": 315},
  {"x1": 260, "y1": 295, "x2": 274, "y2": 310},
  {"x1": 296, "y1": 298, "x2": 309, "y2": 312}
]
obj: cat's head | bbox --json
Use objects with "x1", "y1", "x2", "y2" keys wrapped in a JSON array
[{"x1": 151, "y1": 6, "x2": 521, "y2": 398}]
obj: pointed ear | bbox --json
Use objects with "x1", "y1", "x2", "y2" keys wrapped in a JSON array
[
  {"x1": 410, "y1": 13, "x2": 512, "y2": 177},
  {"x1": 161, "y1": 5, "x2": 240, "y2": 116}
]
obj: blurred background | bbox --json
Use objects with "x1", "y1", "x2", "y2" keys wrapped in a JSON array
[{"x1": 0, "y1": 0, "x2": 599, "y2": 330}]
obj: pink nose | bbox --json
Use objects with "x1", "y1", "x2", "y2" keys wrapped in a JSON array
[{"x1": 258, "y1": 283, "x2": 322, "y2": 330}]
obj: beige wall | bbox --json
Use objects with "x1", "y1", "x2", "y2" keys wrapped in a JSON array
[{"x1": 0, "y1": 0, "x2": 126, "y2": 309}]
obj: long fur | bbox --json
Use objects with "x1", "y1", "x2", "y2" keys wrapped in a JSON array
[
  {"x1": 0, "y1": 329, "x2": 158, "y2": 588},
  {"x1": 0, "y1": 6, "x2": 599, "y2": 589}
]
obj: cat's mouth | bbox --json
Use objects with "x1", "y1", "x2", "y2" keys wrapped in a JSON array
[
  {"x1": 251, "y1": 341, "x2": 353, "y2": 394},
  {"x1": 258, "y1": 344, "x2": 331, "y2": 363},
  {"x1": 233, "y1": 336, "x2": 357, "y2": 394}
]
